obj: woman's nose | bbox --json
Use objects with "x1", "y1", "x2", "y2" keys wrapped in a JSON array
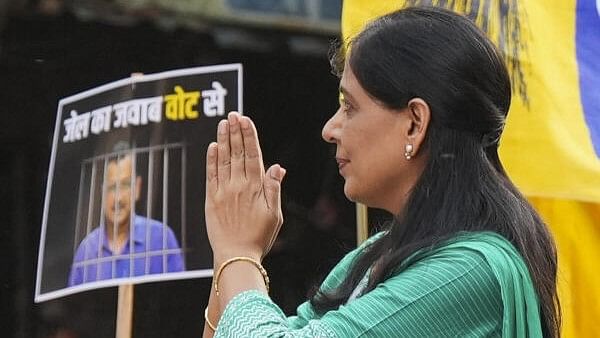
[{"x1": 322, "y1": 108, "x2": 341, "y2": 144}]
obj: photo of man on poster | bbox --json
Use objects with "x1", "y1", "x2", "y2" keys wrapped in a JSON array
[{"x1": 68, "y1": 142, "x2": 185, "y2": 286}]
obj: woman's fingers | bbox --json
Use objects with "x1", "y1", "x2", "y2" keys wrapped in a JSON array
[
  {"x1": 264, "y1": 164, "x2": 286, "y2": 211},
  {"x1": 228, "y1": 112, "x2": 245, "y2": 181},
  {"x1": 241, "y1": 116, "x2": 264, "y2": 184},
  {"x1": 206, "y1": 142, "x2": 218, "y2": 195},
  {"x1": 217, "y1": 119, "x2": 231, "y2": 184},
  {"x1": 207, "y1": 114, "x2": 286, "y2": 261},
  {"x1": 263, "y1": 164, "x2": 285, "y2": 256}
]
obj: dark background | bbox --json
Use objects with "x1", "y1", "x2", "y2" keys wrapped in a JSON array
[{"x1": 0, "y1": 2, "x2": 377, "y2": 338}]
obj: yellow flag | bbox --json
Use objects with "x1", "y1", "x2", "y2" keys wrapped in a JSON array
[{"x1": 342, "y1": 0, "x2": 600, "y2": 336}]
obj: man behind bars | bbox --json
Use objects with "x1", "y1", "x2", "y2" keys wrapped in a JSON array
[{"x1": 68, "y1": 143, "x2": 185, "y2": 286}]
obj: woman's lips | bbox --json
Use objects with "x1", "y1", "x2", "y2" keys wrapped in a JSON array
[{"x1": 336, "y1": 157, "x2": 350, "y2": 170}]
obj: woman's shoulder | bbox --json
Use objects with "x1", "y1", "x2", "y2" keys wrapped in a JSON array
[
  {"x1": 382, "y1": 231, "x2": 531, "y2": 317},
  {"x1": 397, "y1": 231, "x2": 525, "y2": 279},
  {"x1": 401, "y1": 231, "x2": 523, "y2": 270},
  {"x1": 323, "y1": 230, "x2": 524, "y2": 295},
  {"x1": 371, "y1": 233, "x2": 510, "y2": 325},
  {"x1": 391, "y1": 232, "x2": 513, "y2": 291}
]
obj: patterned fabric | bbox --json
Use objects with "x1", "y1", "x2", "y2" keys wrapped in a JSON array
[
  {"x1": 216, "y1": 291, "x2": 338, "y2": 338},
  {"x1": 214, "y1": 232, "x2": 541, "y2": 337}
]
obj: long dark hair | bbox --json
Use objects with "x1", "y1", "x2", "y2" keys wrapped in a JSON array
[{"x1": 311, "y1": 7, "x2": 560, "y2": 337}]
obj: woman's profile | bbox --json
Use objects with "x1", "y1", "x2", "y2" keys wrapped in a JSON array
[{"x1": 202, "y1": 6, "x2": 560, "y2": 337}]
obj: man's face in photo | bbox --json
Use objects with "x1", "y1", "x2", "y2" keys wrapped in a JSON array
[{"x1": 103, "y1": 155, "x2": 141, "y2": 229}]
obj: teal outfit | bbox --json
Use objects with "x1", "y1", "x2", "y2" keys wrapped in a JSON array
[{"x1": 215, "y1": 232, "x2": 542, "y2": 337}]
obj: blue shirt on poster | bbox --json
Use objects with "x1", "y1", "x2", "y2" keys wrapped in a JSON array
[{"x1": 68, "y1": 215, "x2": 185, "y2": 286}]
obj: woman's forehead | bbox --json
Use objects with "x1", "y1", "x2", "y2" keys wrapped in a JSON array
[{"x1": 339, "y1": 66, "x2": 367, "y2": 101}]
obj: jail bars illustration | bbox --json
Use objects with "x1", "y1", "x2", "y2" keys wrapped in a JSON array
[{"x1": 70, "y1": 143, "x2": 187, "y2": 286}]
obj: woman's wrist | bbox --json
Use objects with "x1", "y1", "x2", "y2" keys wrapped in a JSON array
[
  {"x1": 213, "y1": 258, "x2": 269, "y2": 314},
  {"x1": 214, "y1": 256, "x2": 269, "y2": 296},
  {"x1": 212, "y1": 250, "x2": 262, "y2": 267}
]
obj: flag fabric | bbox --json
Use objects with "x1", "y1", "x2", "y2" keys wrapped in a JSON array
[{"x1": 342, "y1": 1, "x2": 600, "y2": 336}]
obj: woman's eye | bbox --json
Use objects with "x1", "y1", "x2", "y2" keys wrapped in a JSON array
[
  {"x1": 340, "y1": 99, "x2": 352, "y2": 114},
  {"x1": 338, "y1": 92, "x2": 354, "y2": 116}
]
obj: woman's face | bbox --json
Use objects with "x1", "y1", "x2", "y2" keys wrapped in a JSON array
[{"x1": 322, "y1": 66, "x2": 420, "y2": 214}]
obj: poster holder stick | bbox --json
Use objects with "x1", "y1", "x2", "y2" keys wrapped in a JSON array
[
  {"x1": 115, "y1": 72, "x2": 145, "y2": 338},
  {"x1": 356, "y1": 203, "x2": 368, "y2": 245},
  {"x1": 116, "y1": 284, "x2": 134, "y2": 338}
]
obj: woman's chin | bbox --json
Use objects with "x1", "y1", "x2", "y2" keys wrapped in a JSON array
[
  {"x1": 343, "y1": 184, "x2": 360, "y2": 203},
  {"x1": 343, "y1": 183, "x2": 380, "y2": 210}
]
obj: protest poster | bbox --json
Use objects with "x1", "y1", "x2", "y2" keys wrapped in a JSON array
[{"x1": 35, "y1": 64, "x2": 242, "y2": 302}]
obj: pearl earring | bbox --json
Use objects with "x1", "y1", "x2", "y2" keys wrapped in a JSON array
[{"x1": 404, "y1": 144, "x2": 414, "y2": 160}]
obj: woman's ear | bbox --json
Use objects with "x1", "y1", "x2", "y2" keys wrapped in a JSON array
[{"x1": 405, "y1": 98, "x2": 431, "y2": 157}]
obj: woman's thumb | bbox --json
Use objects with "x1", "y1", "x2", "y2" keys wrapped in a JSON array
[{"x1": 265, "y1": 164, "x2": 286, "y2": 210}]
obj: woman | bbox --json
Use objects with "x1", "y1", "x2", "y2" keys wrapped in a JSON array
[{"x1": 203, "y1": 6, "x2": 560, "y2": 338}]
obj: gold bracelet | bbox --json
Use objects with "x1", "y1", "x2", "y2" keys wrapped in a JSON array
[
  {"x1": 204, "y1": 307, "x2": 217, "y2": 331},
  {"x1": 214, "y1": 256, "x2": 270, "y2": 296}
]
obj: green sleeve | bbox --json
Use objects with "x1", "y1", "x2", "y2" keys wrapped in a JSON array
[{"x1": 214, "y1": 243, "x2": 503, "y2": 338}]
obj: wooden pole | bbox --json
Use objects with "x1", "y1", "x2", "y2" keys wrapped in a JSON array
[
  {"x1": 115, "y1": 72, "x2": 144, "y2": 338},
  {"x1": 116, "y1": 284, "x2": 134, "y2": 338},
  {"x1": 356, "y1": 203, "x2": 369, "y2": 245}
]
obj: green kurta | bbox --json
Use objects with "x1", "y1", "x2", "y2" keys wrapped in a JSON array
[{"x1": 214, "y1": 232, "x2": 542, "y2": 337}]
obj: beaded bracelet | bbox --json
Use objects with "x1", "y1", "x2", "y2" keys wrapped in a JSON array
[{"x1": 214, "y1": 256, "x2": 270, "y2": 296}]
